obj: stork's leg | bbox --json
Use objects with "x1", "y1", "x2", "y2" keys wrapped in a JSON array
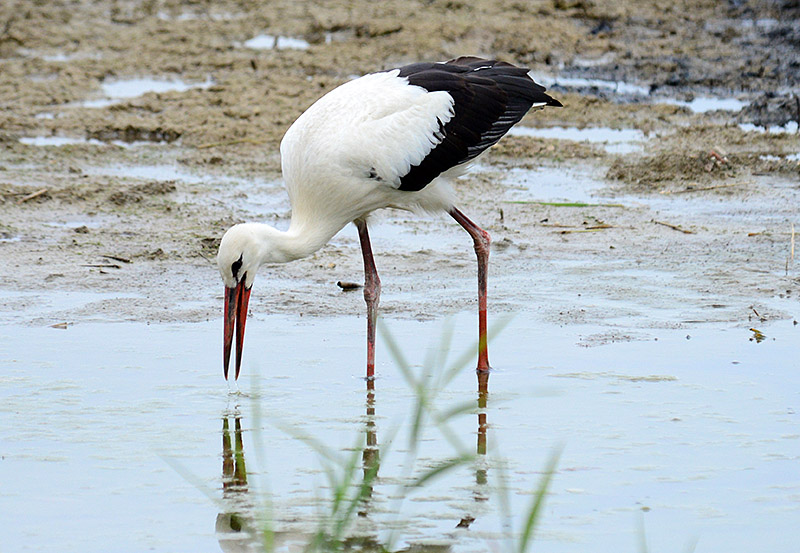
[
  {"x1": 450, "y1": 207, "x2": 491, "y2": 372},
  {"x1": 356, "y1": 219, "x2": 381, "y2": 380}
]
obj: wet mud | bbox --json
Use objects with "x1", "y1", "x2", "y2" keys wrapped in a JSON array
[{"x1": 1, "y1": 0, "x2": 798, "y2": 329}]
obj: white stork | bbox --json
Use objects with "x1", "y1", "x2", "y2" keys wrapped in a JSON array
[{"x1": 217, "y1": 56, "x2": 561, "y2": 381}]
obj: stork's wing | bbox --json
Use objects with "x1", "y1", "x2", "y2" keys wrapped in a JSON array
[
  {"x1": 281, "y1": 69, "x2": 455, "y2": 192},
  {"x1": 281, "y1": 58, "x2": 560, "y2": 195},
  {"x1": 395, "y1": 57, "x2": 561, "y2": 191},
  {"x1": 334, "y1": 72, "x2": 458, "y2": 190}
]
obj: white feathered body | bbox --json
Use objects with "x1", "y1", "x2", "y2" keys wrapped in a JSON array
[{"x1": 279, "y1": 70, "x2": 462, "y2": 251}]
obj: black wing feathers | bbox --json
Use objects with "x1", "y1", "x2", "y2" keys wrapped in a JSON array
[{"x1": 395, "y1": 57, "x2": 561, "y2": 191}]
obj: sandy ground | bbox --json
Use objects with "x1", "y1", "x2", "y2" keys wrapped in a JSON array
[{"x1": 1, "y1": 0, "x2": 798, "y2": 331}]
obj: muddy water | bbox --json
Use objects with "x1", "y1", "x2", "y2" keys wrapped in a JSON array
[{"x1": 2, "y1": 304, "x2": 798, "y2": 552}]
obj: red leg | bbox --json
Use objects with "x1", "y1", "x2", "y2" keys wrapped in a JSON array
[
  {"x1": 356, "y1": 219, "x2": 381, "y2": 380},
  {"x1": 450, "y1": 207, "x2": 491, "y2": 372}
]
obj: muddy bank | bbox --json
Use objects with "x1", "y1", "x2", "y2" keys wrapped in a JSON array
[{"x1": 0, "y1": 0, "x2": 798, "y2": 329}]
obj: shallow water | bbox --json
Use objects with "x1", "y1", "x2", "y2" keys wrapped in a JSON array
[
  {"x1": 508, "y1": 126, "x2": 645, "y2": 154},
  {"x1": 662, "y1": 96, "x2": 746, "y2": 113},
  {"x1": 19, "y1": 136, "x2": 106, "y2": 147},
  {"x1": 78, "y1": 76, "x2": 214, "y2": 108},
  {"x1": 739, "y1": 121, "x2": 800, "y2": 134},
  {"x1": 761, "y1": 153, "x2": 800, "y2": 162},
  {"x1": 102, "y1": 77, "x2": 214, "y2": 99},
  {"x1": 535, "y1": 74, "x2": 748, "y2": 113},
  {"x1": 243, "y1": 34, "x2": 310, "y2": 50},
  {"x1": 535, "y1": 75, "x2": 651, "y2": 97},
  {"x1": 1, "y1": 305, "x2": 798, "y2": 552},
  {"x1": 496, "y1": 162, "x2": 800, "y2": 230},
  {"x1": 19, "y1": 136, "x2": 167, "y2": 148},
  {"x1": 84, "y1": 163, "x2": 206, "y2": 184},
  {"x1": 502, "y1": 165, "x2": 608, "y2": 204}
]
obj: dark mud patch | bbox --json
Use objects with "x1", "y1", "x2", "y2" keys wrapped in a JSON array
[
  {"x1": 198, "y1": 236, "x2": 221, "y2": 258},
  {"x1": 86, "y1": 124, "x2": 182, "y2": 144},
  {"x1": 606, "y1": 151, "x2": 737, "y2": 187},
  {"x1": 652, "y1": 124, "x2": 800, "y2": 153},
  {"x1": 107, "y1": 180, "x2": 177, "y2": 205},
  {"x1": 738, "y1": 92, "x2": 800, "y2": 129},
  {"x1": 737, "y1": 153, "x2": 800, "y2": 177},
  {"x1": 489, "y1": 135, "x2": 605, "y2": 162},
  {"x1": 555, "y1": 0, "x2": 800, "y2": 96}
]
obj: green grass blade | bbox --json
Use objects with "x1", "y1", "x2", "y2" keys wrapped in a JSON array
[
  {"x1": 684, "y1": 535, "x2": 700, "y2": 553},
  {"x1": 272, "y1": 419, "x2": 344, "y2": 467},
  {"x1": 377, "y1": 318, "x2": 417, "y2": 388},
  {"x1": 518, "y1": 446, "x2": 562, "y2": 553},
  {"x1": 441, "y1": 313, "x2": 515, "y2": 389},
  {"x1": 410, "y1": 453, "x2": 476, "y2": 488},
  {"x1": 337, "y1": 451, "x2": 382, "y2": 534},
  {"x1": 436, "y1": 399, "x2": 482, "y2": 423},
  {"x1": 434, "y1": 317, "x2": 456, "y2": 379},
  {"x1": 159, "y1": 453, "x2": 222, "y2": 507},
  {"x1": 637, "y1": 513, "x2": 649, "y2": 553},
  {"x1": 494, "y1": 457, "x2": 514, "y2": 550}
]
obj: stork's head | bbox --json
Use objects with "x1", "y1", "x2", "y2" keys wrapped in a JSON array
[{"x1": 217, "y1": 224, "x2": 263, "y2": 381}]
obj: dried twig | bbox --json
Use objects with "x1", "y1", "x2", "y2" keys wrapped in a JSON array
[
  {"x1": 654, "y1": 220, "x2": 694, "y2": 234},
  {"x1": 102, "y1": 255, "x2": 131, "y2": 264},
  {"x1": 196, "y1": 251, "x2": 214, "y2": 264},
  {"x1": 17, "y1": 189, "x2": 48, "y2": 204},
  {"x1": 81, "y1": 263, "x2": 121, "y2": 269},
  {"x1": 559, "y1": 225, "x2": 615, "y2": 234},
  {"x1": 585, "y1": 224, "x2": 614, "y2": 230},
  {"x1": 0, "y1": 14, "x2": 22, "y2": 45},
  {"x1": 540, "y1": 223, "x2": 577, "y2": 228},
  {"x1": 662, "y1": 182, "x2": 745, "y2": 195}
]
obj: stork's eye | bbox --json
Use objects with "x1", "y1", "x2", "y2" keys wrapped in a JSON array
[{"x1": 231, "y1": 254, "x2": 243, "y2": 280}]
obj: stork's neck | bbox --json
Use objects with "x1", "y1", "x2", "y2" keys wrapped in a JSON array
[{"x1": 252, "y1": 217, "x2": 344, "y2": 265}]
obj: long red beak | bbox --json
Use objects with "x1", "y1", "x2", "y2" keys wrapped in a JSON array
[{"x1": 223, "y1": 282, "x2": 252, "y2": 380}]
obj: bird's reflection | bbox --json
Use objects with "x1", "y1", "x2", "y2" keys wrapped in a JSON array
[
  {"x1": 214, "y1": 371, "x2": 489, "y2": 550},
  {"x1": 216, "y1": 412, "x2": 258, "y2": 552},
  {"x1": 222, "y1": 416, "x2": 248, "y2": 492},
  {"x1": 476, "y1": 369, "x2": 489, "y2": 488},
  {"x1": 457, "y1": 370, "x2": 491, "y2": 529},
  {"x1": 359, "y1": 378, "x2": 380, "y2": 517}
]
